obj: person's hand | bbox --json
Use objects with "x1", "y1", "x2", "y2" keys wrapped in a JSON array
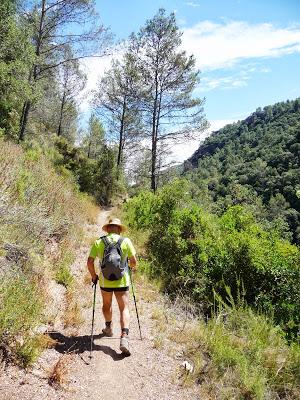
[
  {"x1": 92, "y1": 274, "x2": 99, "y2": 285},
  {"x1": 128, "y1": 256, "x2": 137, "y2": 271}
]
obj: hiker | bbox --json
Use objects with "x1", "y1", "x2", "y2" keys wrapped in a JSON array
[{"x1": 87, "y1": 218, "x2": 137, "y2": 356}]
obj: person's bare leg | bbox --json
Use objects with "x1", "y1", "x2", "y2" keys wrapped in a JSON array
[
  {"x1": 101, "y1": 289, "x2": 113, "y2": 322},
  {"x1": 115, "y1": 290, "x2": 130, "y2": 355},
  {"x1": 115, "y1": 291, "x2": 130, "y2": 332}
]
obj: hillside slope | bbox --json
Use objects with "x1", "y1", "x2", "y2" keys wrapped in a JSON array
[
  {"x1": 0, "y1": 139, "x2": 97, "y2": 366},
  {"x1": 0, "y1": 209, "x2": 199, "y2": 400},
  {"x1": 184, "y1": 98, "x2": 300, "y2": 243}
]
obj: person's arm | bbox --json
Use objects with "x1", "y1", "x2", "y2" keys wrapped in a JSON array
[
  {"x1": 128, "y1": 255, "x2": 137, "y2": 271},
  {"x1": 87, "y1": 256, "x2": 98, "y2": 283},
  {"x1": 125, "y1": 237, "x2": 137, "y2": 270}
]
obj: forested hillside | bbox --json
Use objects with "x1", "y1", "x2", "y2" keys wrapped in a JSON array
[
  {"x1": 1, "y1": 2, "x2": 300, "y2": 398},
  {"x1": 184, "y1": 99, "x2": 300, "y2": 243},
  {"x1": 0, "y1": 0, "x2": 118, "y2": 366}
]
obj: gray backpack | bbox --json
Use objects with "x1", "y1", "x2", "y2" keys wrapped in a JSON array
[{"x1": 100, "y1": 236, "x2": 128, "y2": 281}]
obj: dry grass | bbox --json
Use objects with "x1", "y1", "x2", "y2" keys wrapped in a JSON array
[
  {"x1": 40, "y1": 334, "x2": 57, "y2": 349},
  {"x1": 81, "y1": 196, "x2": 100, "y2": 225},
  {"x1": 48, "y1": 355, "x2": 71, "y2": 388},
  {"x1": 0, "y1": 140, "x2": 97, "y2": 366},
  {"x1": 135, "y1": 277, "x2": 199, "y2": 359},
  {"x1": 153, "y1": 335, "x2": 165, "y2": 349},
  {"x1": 63, "y1": 288, "x2": 84, "y2": 328}
]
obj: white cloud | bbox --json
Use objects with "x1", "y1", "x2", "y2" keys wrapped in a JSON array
[
  {"x1": 182, "y1": 21, "x2": 300, "y2": 70},
  {"x1": 78, "y1": 20, "x2": 300, "y2": 115},
  {"x1": 200, "y1": 75, "x2": 249, "y2": 91},
  {"x1": 185, "y1": 1, "x2": 201, "y2": 7},
  {"x1": 197, "y1": 64, "x2": 272, "y2": 92},
  {"x1": 79, "y1": 55, "x2": 114, "y2": 113},
  {"x1": 78, "y1": 46, "x2": 125, "y2": 113},
  {"x1": 170, "y1": 119, "x2": 237, "y2": 163}
]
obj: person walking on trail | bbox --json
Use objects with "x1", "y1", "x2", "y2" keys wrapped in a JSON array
[{"x1": 87, "y1": 218, "x2": 137, "y2": 356}]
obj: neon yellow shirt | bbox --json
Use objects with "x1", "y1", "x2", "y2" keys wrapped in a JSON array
[{"x1": 89, "y1": 233, "x2": 136, "y2": 288}]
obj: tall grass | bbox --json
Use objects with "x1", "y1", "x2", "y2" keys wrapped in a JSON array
[
  {"x1": 188, "y1": 302, "x2": 300, "y2": 399},
  {"x1": 0, "y1": 276, "x2": 44, "y2": 366},
  {"x1": 122, "y1": 183, "x2": 300, "y2": 399},
  {"x1": 0, "y1": 139, "x2": 97, "y2": 365}
]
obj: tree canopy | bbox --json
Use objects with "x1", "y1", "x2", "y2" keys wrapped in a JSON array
[{"x1": 184, "y1": 98, "x2": 300, "y2": 243}]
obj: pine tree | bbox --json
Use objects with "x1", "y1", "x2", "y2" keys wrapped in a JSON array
[
  {"x1": 93, "y1": 55, "x2": 144, "y2": 173},
  {"x1": 18, "y1": 0, "x2": 111, "y2": 141},
  {"x1": 129, "y1": 8, "x2": 207, "y2": 191}
]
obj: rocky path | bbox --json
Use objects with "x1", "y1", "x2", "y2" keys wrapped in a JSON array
[{"x1": 0, "y1": 209, "x2": 199, "y2": 400}]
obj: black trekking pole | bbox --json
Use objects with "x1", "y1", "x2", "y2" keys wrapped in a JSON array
[
  {"x1": 129, "y1": 267, "x2": 142, "y2": 340},
  {"x1": 89, "y1": 280, "x2": 97, "y2": 359}
]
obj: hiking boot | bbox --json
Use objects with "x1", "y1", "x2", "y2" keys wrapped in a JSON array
[
  {"x1": 120, "y1": 335, "x2": 131, "y2": 356},
  {"x1": 102, "y1": 324, "x2": 113, "y2": 337}
]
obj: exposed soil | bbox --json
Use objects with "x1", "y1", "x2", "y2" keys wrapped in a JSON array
[{"x1": 0, "y1": 209, "x2": 199, "y2": 400}]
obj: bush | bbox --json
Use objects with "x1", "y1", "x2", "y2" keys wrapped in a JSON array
[
  {"x1": 189, "y1": 302, "x2": 300, "y2": 399},
  {"x1": 124, "y1": 180, "x2": 300, "y2": 338},
  {"x1": 54, "y1": 136, "x2": 124, "y2": 205},
  {"x1": 124, "y1": 190, "x2": 157, "y2": 230},
  {"x1": 0, "y1": 276, "x2": 44, "y2": 366},
  {"x1": 0, "y1": 139, "x2": 96, "y2": 365}
]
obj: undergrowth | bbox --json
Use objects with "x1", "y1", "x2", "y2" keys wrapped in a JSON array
[
  {"x1": 122, "y1": 198, "x2": 300, "y2": 400},
  {"x1": 0, "y1": 139, "x2": 97, "y2": 366},
  {"x1": 187, "y1": 301, "x2": 300, "y2": 399}
]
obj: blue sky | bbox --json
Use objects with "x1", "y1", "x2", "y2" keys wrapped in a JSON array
[{"x1": 81, "y1": 0, "x2": 300, "y2": 161}]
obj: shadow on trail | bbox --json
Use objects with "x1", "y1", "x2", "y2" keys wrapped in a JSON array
[{"x1": 47, "y1": 331, "x2": 128, "y2": 361}]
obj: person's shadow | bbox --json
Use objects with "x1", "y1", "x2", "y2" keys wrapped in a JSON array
[{"x1": 47, "y1": 331, "x2": 128, "y2": 361}]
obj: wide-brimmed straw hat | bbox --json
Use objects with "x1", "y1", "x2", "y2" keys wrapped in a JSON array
[{"x1": 102, "y1": 217, "x2": 126, "y2": 233}]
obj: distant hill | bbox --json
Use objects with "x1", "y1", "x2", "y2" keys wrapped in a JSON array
[{"x1": 184, "y1": 98, "x2": 300, "y2": 243}]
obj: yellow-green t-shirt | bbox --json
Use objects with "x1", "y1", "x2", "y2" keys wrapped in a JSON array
[{"x1": 89, "y1": 233, "x2": 136, "y2": 288}]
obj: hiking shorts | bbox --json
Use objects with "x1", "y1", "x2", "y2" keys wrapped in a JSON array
[{"x1": 100, "y1": 286, "x2": 129, "y2": 292}]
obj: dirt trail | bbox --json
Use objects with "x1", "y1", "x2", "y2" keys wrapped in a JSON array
[{"x1": 0, "y1": 209, "x2": 198, "y2": 400}]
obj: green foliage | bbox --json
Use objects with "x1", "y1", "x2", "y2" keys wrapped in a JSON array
[
  {"x1": 185, "y1": 98, "x2": 300, "y2": 244},
  {"x1": 124, "y1": 180, "x2": 300, "y2": 338},
  {"x1": 190, "y1": 302, "x2": 300, "y2": 399},
  {"x1": 54, "y1": 136, "x2": 123, "y2": 205},
  {"x1": 81, "y1": 113, "x2": 105, "y2": 159},
  {"x1": 0, "y1": 276, "x2": 44, "y2": 366},
  {"x1": 55, "y1": 265, "x2": 74, "y2": 288},
  {"x1": 124, "y1": 190, "x2": 157, "y2": 229},
  {"x1": 0, "y1": 139, "x2": 95, "y2": 365},
  {"x1": 0, "y1": 1, "x2": 35, "y2": 137},
  {"x1": 54, "y1": 251, "x2": 74, "y2": 288}
]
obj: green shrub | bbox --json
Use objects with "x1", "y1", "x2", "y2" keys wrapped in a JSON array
[
  {"x1": 189, "y1": 302, "x2": 300, "y2": 399},
  {"x1": 124, "y1": 180, "x2": 300, "y2": 338},
  {"x1": 54, "y1": 136, "x2": 124, "y2": 205},
  {"x1": 124, "y1": 190, "x2": 157, "y2": 230},
  {"x1": 0, "y1": 276, "x2": 44, "y2": 366},
  {"x1": 0, "y1": 139, "x2": 97, "y2": 365},
  {"x1": 55, "y1": 265, "x2": 74, "y2": 288}
]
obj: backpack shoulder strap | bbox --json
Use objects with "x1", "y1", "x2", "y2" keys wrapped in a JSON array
[
  {"x1": 101, "y1": 235, "x2": 110, "y2": 248},
  {"x1": 116, "y1": 236, "x2": 125, "y2": 247},
  {"x1": 115, "y1": 237, "x2": 125, "y2": 253}
]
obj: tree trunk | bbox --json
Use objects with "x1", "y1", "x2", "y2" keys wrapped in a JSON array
[
  {"x1": 117, "y1": 96, "x2": 127, "y2": 168},
  {"x1": 18, "y1": 101, "x2": 31, "y2": 142},
  {"x1": 57, "y1": 92, "x2": 66, "y2": 136},
  {"x1": 116, "y1": 96, "x2": 127, "y2": 180},
  {"x1": 151, "y1": 136, "x2": 157, "y2": 192},
  {"x1": 18, "y1": 0, "x2": 46, "y2": 140},
  {"x1": 151, "y1": 68, "x2": 159, "y2": 192},
  {"x1": 87, "y1": 136, "x2": 92, "y2": 158}
]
